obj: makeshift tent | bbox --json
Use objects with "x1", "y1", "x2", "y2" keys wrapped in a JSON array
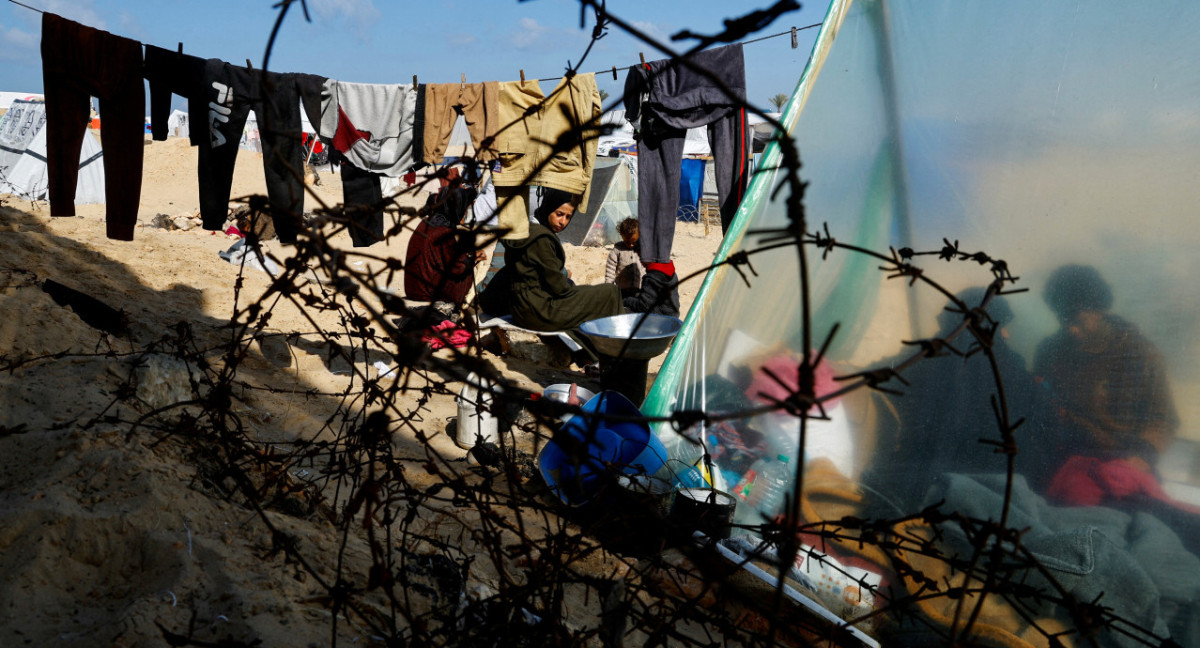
[
  {"x1": 239, "y1": 111, "x2": 262, "y2": 153},
  {"x1": 0, "y1": 99, "x2": 104, "y2": 204},
  {"x1": 555, "y1": 154, "x2": 638, "y2": 247},
  {"x1": 441, "y1": 117, "x2": 474, "y2": 160},
  {"x1": 0, "y1": 92, "x2": 43, "y2": 114},
  {"x1": 646, "y1": 0, "x2": 1200, "y2": 644},
  {"x1": 165, "y1": 109, "x2": 190, "y2": 139}
]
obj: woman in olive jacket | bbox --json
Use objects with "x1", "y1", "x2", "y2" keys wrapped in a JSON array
[{"x1": 479, "y1": 188, "x2": 623, "y2": 332}]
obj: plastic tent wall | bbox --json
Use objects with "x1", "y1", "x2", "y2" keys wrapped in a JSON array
[
  {"x1": 645, "y1": 0, "x2": 1200, "y2": 644},
  {"x1": 0, "y1": 100, "x2": 104, "y2": 205},
  {"x1": 557, "y1": 154, "x2": 638, "y2": 247}
]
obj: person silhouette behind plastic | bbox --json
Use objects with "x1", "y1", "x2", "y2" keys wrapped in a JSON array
[
  {"x1": 1033, "y1": 264, "x2": 1179, "y2": 478},
  {"x1": 862, "y1": 288, "x2": 1057, "y2": 514}
]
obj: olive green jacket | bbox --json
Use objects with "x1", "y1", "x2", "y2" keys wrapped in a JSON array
[{"x1": 483, "y1": 224, "x2": 622, "y2": 331}]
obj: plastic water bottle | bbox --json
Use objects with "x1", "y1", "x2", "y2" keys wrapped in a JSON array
[
  {"x1": 656, "y1": 438, "x2": 709, "y2": 489},
  {"x1": 749, "y1": 454, "x2": 793, "y2": 522}
]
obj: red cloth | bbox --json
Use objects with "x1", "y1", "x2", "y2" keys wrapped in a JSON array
[
  {"x1": 1048, "y1": 455, "x2": 1200, "y2": 515},
  {"x1": 645, "y1": 261, "x2": 675, "y2": 276},
  {"x1": 332, "y1": 106, "x2": 372, "y2": 155}
]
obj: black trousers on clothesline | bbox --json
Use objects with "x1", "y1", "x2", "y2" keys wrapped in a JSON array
[{"x1": 41, "y1": 13, "x2": 144, "y2": 241}]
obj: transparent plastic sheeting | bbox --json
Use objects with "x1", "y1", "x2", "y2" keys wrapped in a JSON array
[{"x1": 646, "y1": 0, "x2": 1200, "y2": 644}]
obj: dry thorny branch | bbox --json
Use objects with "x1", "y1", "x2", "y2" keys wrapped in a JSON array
[{"x1": 0, "y1": 2, "x2": 1175, "y2": 647}]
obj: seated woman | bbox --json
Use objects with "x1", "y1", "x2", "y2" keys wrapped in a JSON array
[
  {"x1": 478, "y1": 187, "x2": 623, "y2": 333},
  {"x1": 404, "y1": 168, "x2": 481, "y2": 321}
]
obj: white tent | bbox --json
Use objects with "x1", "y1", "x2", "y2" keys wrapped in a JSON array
[
  {"x1": 166, "y1": 109, "x2": 190, "y2": 139},
  {"x1": 0, "y1": 92, "x2": 43, "y2": 113},
  {"x1": 240, "y1": 111, "x2": 262, "y2": 153},
  {"x1": 0, "y1": 99, "x2": 104, "y2": 205}
]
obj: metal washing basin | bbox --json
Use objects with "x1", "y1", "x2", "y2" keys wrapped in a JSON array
[{"x1": 577, "y1": 313, "x2": 683, "y2": 360}]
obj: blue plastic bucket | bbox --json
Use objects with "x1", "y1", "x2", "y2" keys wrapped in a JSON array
[{"x1": 538, "y1": 391, "x2": 668, "y2": 505}]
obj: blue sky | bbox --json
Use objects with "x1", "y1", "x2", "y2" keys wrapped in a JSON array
[{"x1": 0, "y1": 0, "x2": 824, "y2": 112}]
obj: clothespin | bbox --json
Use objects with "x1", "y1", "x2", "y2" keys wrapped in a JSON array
[
  {"x1": 177, "y1": 42, "x2": 183, "y2": 55},
  {"x1": 790, "y1": 26, "x2": 798, "y2": 49},
  {"x1": 245, "y1": 58, "x2": 253, "y2": 70},
  {"x1": 413, "y1": 74, "x2": 418, "y2": 87},
  {"x1": 639, "y1": 52, "x2": 646, "y2": 66},
  {"x1": 520, "y1": 69, "x2": 525, "y2": 82},
  {"x1": 611, "y1": 66, "x2": 618, "y2": 81},
  {"x1": 461, "y1": 73, "x2": 466, "y2": 88}
]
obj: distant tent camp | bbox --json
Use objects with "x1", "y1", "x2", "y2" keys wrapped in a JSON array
[
  {"x1": 597, "y1": 110, "x2": 776, "y2": 224},
  {"x1": 596, "y1": 109, "x2": 713, "y2": 157},
  {"x1": 646, "y1": 0, "x2": 1200, "y2": 643},
  {"x1": 555, "y1": 154, "x2": 639, "y2": 247},
  {"x1": 0, "y1": 99, "x2": 104, "y2": 204}
]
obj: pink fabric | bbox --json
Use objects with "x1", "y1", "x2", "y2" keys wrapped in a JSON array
[
  {"x1": 1048, "y1": 455, "x2": 1200, "y2": 515},
  {"x1": 422, "y1": 320, "x2": 471, "y2": 350},
  {"x1": 746, "y1": 354, "x2": 841, "y2": 410}
]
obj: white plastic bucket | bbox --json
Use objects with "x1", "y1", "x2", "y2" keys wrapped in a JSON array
[{"x1": 456, "y1": 372, "x2": 498, "y2": 448}]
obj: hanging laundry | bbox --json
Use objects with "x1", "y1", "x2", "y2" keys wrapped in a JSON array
[
  {"x1": 199, "y1": 61, "x2": 327, "y2": 244},
  {"x1": 319, "y1": 80, "x2": 421, "y2": 177},
  {"x1": 318, "y1": 80, "x2": 423, "y2": 247},
  {"x1": 143, "y1": 45, "x2": 209, "y2": 147},
  {"x1": 40, "y1": 13, "x2": 145, "y2": 241},
  {"x1": 491, "y1": 73, "x2": 602, "y2": 241},
  {"x1": 329, "y1": 148, "x2": 385, "y2": 247},
  {"x1": 624, "y1": 43, "x2": 750, "y2": 265},
  {"x1": 421, "y1": 81, "x2": 500, "y2": 164}
]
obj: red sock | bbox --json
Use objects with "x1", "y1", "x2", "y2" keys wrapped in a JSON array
[{"x1": 645, "y1": 261, "x2": 675, "y2": 276}]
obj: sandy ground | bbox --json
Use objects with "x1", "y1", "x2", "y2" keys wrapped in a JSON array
[{"x1": 0, "y1": 135, "x2": 724, "y2": 646}]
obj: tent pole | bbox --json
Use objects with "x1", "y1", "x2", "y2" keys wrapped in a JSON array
[{"x1": 871, "y1": 0, "x2": 922, "y2": 340}]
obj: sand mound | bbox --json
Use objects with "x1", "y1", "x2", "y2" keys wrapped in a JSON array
[{"x1": 0, "y1": 136, "x2": 723, "y2": 645}]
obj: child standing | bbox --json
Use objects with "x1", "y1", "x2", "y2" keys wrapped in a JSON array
[{"x1": 606, "y1": 218, "x2": 645, "y2": 300}]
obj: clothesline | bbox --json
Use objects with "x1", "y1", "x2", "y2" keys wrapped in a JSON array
[
  {"x1": 5, "y1": 0, "x2": 820, "y2": 87},
  {"x1": 539, "y1": 22, "x2": 823, "y2": 82},
  {"x1": 4, "y1": 0, "x2": 40, "y2": 14}
]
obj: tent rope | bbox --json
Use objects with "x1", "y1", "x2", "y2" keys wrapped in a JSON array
[{"x1": 539, "y1": 22, "x2": 823, "y2": 81}]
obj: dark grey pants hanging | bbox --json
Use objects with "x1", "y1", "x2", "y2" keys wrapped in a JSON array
[{"x1": 625, "y1": 43, "x2": 750, "y2": 265}]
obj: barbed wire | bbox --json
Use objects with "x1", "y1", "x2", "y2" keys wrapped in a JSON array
[{"x1": 0, "y1": 1, "x2": 1178, "y2": 647}]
